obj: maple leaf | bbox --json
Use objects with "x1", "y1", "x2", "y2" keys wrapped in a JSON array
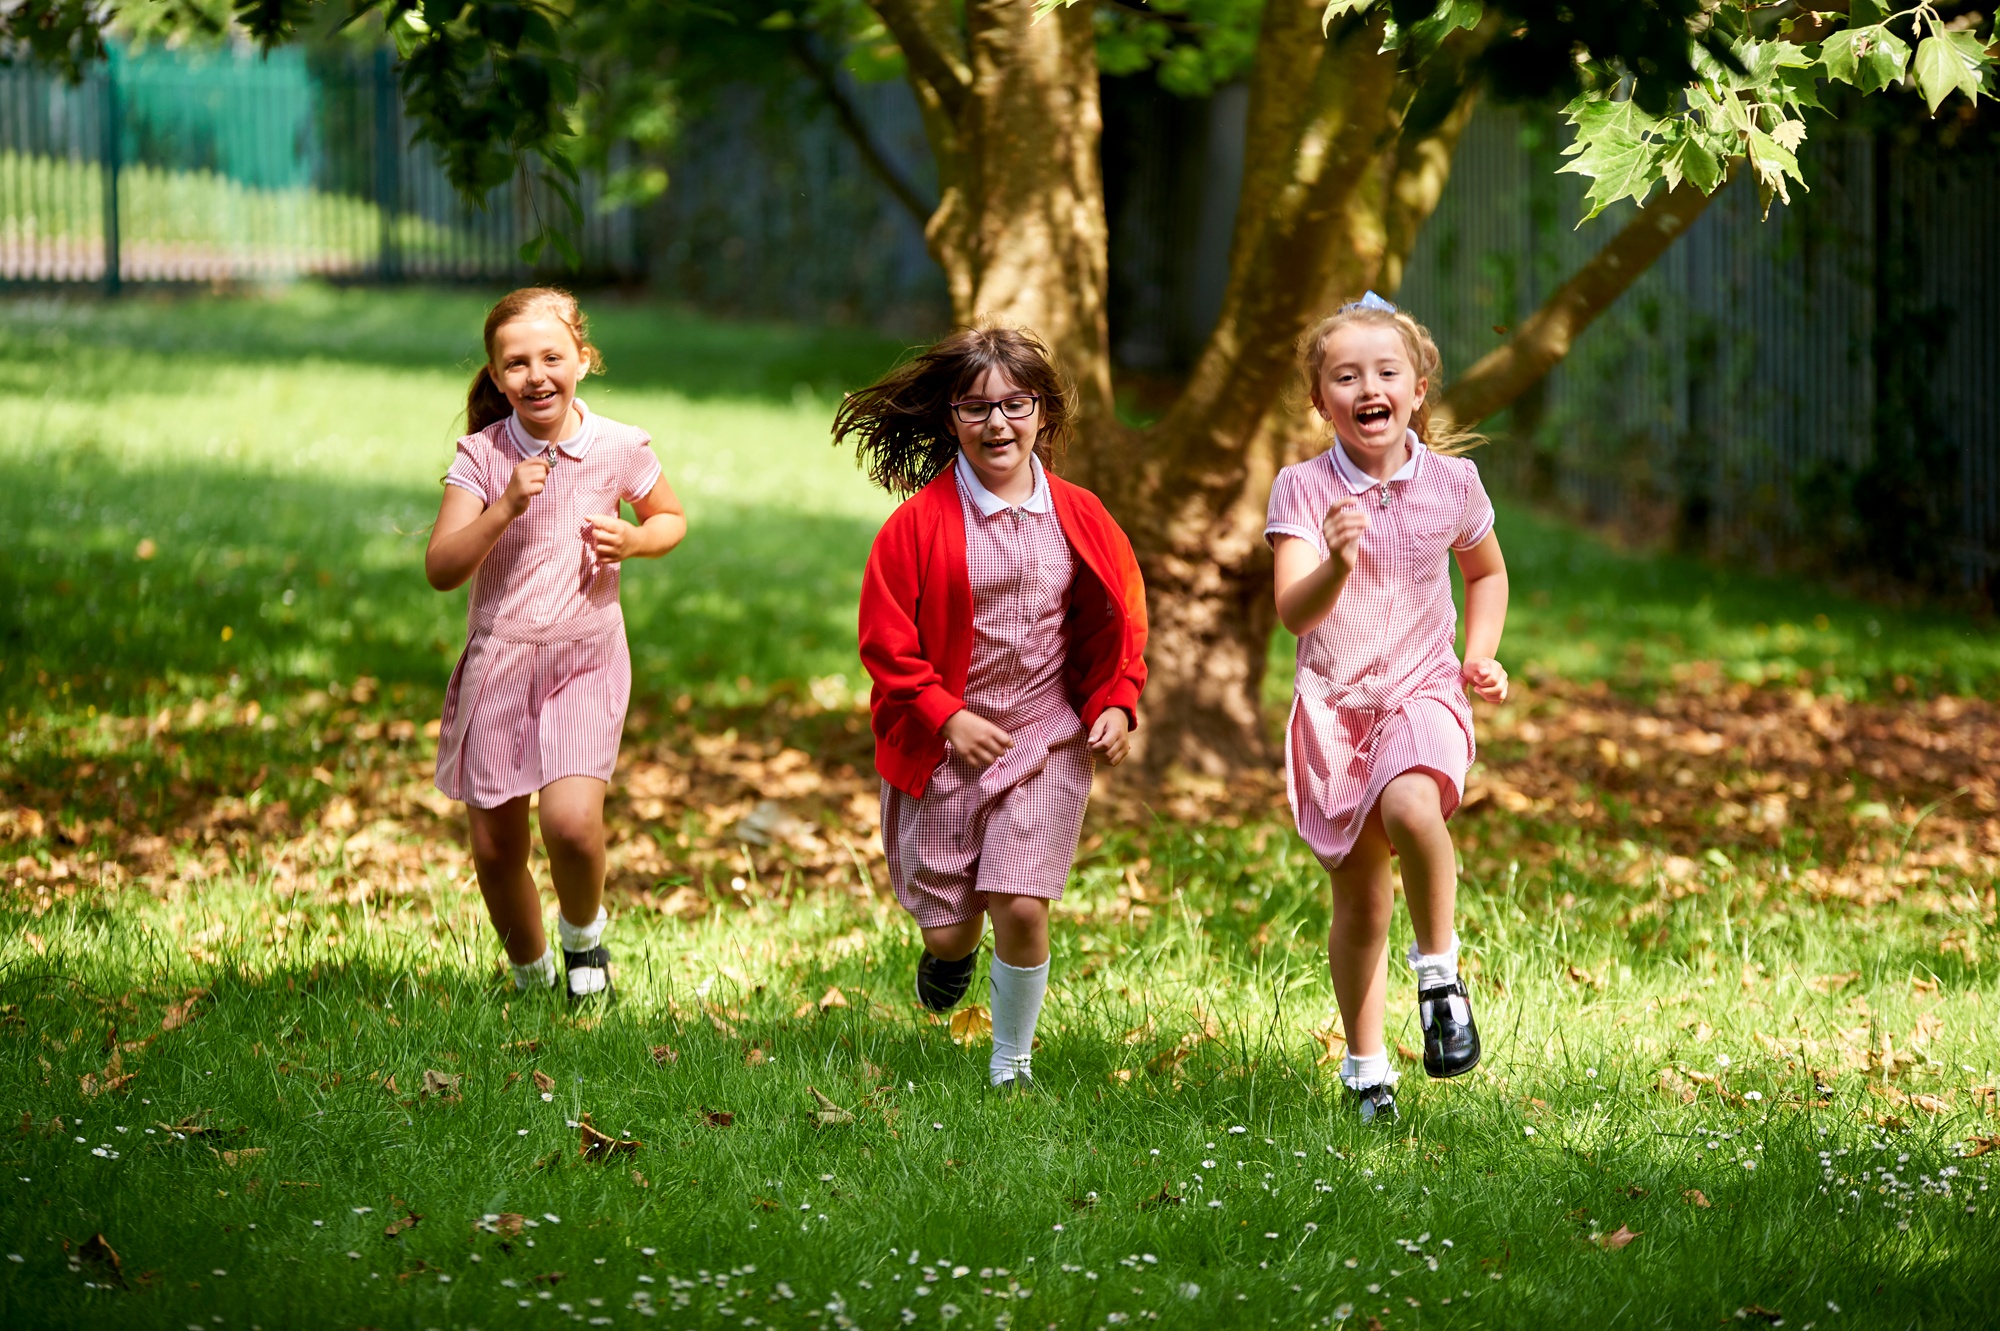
[
  {"x1": 1961, "y1": 1134, "x2": 2000, "y2": 1159},
  {"x1": 1595, "y1": 1225, "x2": 1641, "y2": 1250},
  {"x1": 949, "y1": 1006, "x2": 992, "y2": 1046}
]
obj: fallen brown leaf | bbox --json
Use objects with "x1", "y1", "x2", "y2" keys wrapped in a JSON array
[
  {"x1": 1908, "y1": 1093, "x2": 1951, "y2": 1115},
  {"x1": 809, "y1": 1086, "x2": 856, "y2": 1127},
  {"x1": 1962, "y1": 1134, "x2": 2000, "y2": 1159},
  {"x1": 631, "y1": 1170, "x2": 649, "y2": 1188},
  {"x1": 1736, "y1": 1306, "x2": 1784, "y2": 1324},
  {"x1": 703, "y1": 1109, "x2": 735, "y2": 1128},
  {"x1": 503, "y1": 1071, "x2": 520, "y2": 1089},
  {"x1": 1146, "y1": 1045, "x2": 1191, "y2": 1077},
  {"x1": 505, "y1": 1039, "x2": 540, "y2": 1054},
  {"x1": 1310, "y1": 1027, "x2": 1345, "y2": 1066},
  {"x1": 383, "y1": 1210, "x2": 421, "y2": 1238},
  {"x1": 1808, "y1": 971, "x2": 1860, "y2": 995},
  {"x1": 532, "y1": 1070, "x2": 555, "y2": 1094},
  {"x1": 421, "y1": 1069, "x2": 462, "y2": 1100},
  {"x1": 708, "y1": 1010, "x2": 741, "y2": 1039},
  {"x1": 381, "y1": 1074, "x2": 399, "y2": 1096},
  {"x1": 651, "y1": 1045, "x2": 679, "y2": 1066},
  {"x1": 1138, "y1": 1182, "x2": 1183, "y2": 1210},
  {"x1": 1395, "y1": 1042, "x2": 1422, "y2": 1064},
  {"x1": 818, "y1": 986, "x2": 850, "y2": 1011},
  {"x1": 751, "y1": 1196, "x2": 779, "y2": 1211},
  {"x1": 1683, "y1": 1189, "x2": 1712, "y2": 1208},
  {"x1": 210, "y1": 1147, "x2": 264, "y2": 1167},
  {"x1": 578, "y1": 1113, "x2": 641, "y2": 1161},
  {"x1": 949, "y1": 1006, "x2": 992, "y2": 1046},
  {"x1": 73, "y1": 1233, "x2": 125, "y2": 1287},
  {"x1": 160, "y1": 989, "x2": 210, "y2": 1032},
  {"x1": 744, "y1": 1046, "x2": 768, "y2": 1068},
  {"x1": 534, "y1": 1271, "x2": 566, "y2": 1286},
  {"x1": 1595, "y1": 1225, "x2": 1640, "y2": 1250}
]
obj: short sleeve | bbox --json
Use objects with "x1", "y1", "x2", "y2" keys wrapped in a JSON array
[
  {"x1": 443, "y1": 437, "x2": 491, "y2": 501},
  {"x1": 1453, "y1": 461, "x2": 1496, "y2": 550},
  {"x1": 1264, "y1": 464, "x2": 1325, "y2": 555},
  {"x1": 622, "y1": 436, "x2": 664, "y2": 505}
]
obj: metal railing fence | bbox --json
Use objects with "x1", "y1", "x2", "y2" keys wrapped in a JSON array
[{"x1": 1, "y1": 41, "x2": 639, "y2": 287}]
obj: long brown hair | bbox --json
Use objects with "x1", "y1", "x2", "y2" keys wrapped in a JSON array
[
  {"x1": 831, "y1": 325, "x2": 1075, "y2": 496},
  {"x1": 1298, "y1": 300, "x2": 1484, "y2": 456},
  {"x1": 465, "y1": 287, "x2": 604, "y2": 434}
]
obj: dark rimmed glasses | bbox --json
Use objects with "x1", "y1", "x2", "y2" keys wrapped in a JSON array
[{"x1": 949, "y1": 394, "x2": 1041, "y2": 425}]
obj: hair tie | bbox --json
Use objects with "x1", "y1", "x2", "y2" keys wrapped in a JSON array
[{"x1": 1340, "y1": 291, "x2": 1398, "y2": 314}]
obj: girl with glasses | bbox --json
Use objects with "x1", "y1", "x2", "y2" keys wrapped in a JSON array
[{"x1": 834, "y1": 327, "x2": 1148, "y2": 1090}]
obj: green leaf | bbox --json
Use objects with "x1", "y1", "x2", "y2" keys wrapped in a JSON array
[
  {"x1": 1822, "y1": 24, "x2": 1911, "y2": 94},
  {"x1": 1383, "y1": 0, "x2": 1480, "y2": 56},
  {"x1": 1912, "y1": 31, "x2": 1990, "y2": 113},
  {"x1": 1559, "y1": 101, "x2": 1669, "y2": 221},
  {"x1": 1745, "y1": 125, "x2": 1804, "y2": 213},
  {"x1": 1662, "y1": 133, "x2": 1724, "y2": 196},
  {"x1": 1850, "y1": 0, "x2": 1890, "y2": 24},
  {"x1": 1323, "y1": 0, "x2": 1376, "y2": 36},
  {"x1": 1775, "y1": 64, "x2": 1825, "y2": 113}
]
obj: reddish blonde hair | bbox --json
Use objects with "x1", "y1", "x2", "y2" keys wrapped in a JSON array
[
  {"x1": 466, "y1": 287, "x2": 604, "y2": 433},
  {"x1": 1298, "y1": 301, "x2": 1483, "y2": 456}
]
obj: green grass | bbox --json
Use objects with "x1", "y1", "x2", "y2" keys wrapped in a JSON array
[{"x1": 3, "y1": 287, "x2": 1998, "y2": 1328}]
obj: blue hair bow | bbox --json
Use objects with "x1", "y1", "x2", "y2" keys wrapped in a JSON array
[{"x1": 1340, "y1": 290, "x2": 1397, "y2": 314}]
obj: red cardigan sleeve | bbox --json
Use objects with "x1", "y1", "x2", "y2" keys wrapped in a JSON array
[
  {"x1": 858, "y1": 505, "x2": 964, "y2": 737},
  {"x1": 1096, "y1": 501, "x2": 1148, "y2": 724}
]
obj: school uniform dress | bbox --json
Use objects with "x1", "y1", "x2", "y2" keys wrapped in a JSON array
[
  {"x1": 433, "y1": 401, "x2": 663, "y2": 809},
  {"x1": 1264, "y1": 433, "x2": 1495, "y2": 869},
  {"x1": 861, "y1": 455, "x2": 1148, "y2": 929}
]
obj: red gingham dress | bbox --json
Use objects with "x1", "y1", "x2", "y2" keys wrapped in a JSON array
[
  {"x1": 1265, "y1": 435, "x2": 1495, "y2": 869},
  {"x1": 882, "y1": 458, "x2": 1095, "y2": 928},
  {"x1": 433, "y1": 401, "x2": 663, "y2": 809}
]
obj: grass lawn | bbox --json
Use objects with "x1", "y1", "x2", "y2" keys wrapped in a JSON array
[{"x1": 2, "y1": 287, "x2": 1998, "y2": 1329}]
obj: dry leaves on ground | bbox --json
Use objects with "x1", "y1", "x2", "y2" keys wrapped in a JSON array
[
  {"x1": 808, "y1": 1086, "x2": 856, "y2": 1127},
  {"x1": 1683, "y1": 1189, "x2": 1712, "y2": 1208},
  {"x1": 578, "y1": 1114, "x2": 641, "y2": 1161},
  {"x1": 1594, "y1": 1226, "x2": 1641, "y2": 1250},
  {"x1": 420, "y1": 1069, "x2": 461, "y2": 1101},
  {"x1": 650, "y1": 1045, "x2": 678, "y2": 1066},
  {"x1": 531, "y1": 1070, "x2": 555, "y2": 1094}
]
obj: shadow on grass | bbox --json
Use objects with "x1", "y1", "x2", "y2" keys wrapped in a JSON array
[{"x1": 0, "y1": 287, "x2": 921, "y2": 407}]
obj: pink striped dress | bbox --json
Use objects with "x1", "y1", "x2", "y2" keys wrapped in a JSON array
[
  {"x1": 881, "y1": 454, "x2": 1095, "y2": 928},
  {"x1": 434, "y1": 401, "x2": 663, "y2": 810},
  {"x1": 1265, "y1": 434, "x2": 1495, "y2": 868}
]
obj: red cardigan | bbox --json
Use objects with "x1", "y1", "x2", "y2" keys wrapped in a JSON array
[{"x1": 859, "y1": 467, "x2": 1149, "y2": 798}]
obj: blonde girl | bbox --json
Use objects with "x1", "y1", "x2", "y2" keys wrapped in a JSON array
[
  {"x1": 425, "y1": 288, "x2": 686, "y2": 1003},
  {"x1": 1265, "y1": 292, "x2": 1508, "y2": 1122}
]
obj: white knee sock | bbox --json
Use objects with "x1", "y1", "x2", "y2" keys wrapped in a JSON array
[
  {"x1": 988, "y1": 956, "x2": 1049, "y2": 1086},
  {"x1": 1340, "y1": 1049, "x2": 1398, "y2": 1091},
  {"x1": 511, "y1": 945, "x2": 557, "y2": 992},
  {"x1": 1406, "y1": 932, "x2": 1461, "y2": 990},
  {"x1": 558, "y1": 906, "x2": 609, "y2": 996}
]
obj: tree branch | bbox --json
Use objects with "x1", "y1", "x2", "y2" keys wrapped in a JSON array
[
  {"x1": 867, "y1": 0, "x2": 972, "y2": 119},
  {"x1": 1435, "y1": 172, "x2": 1726, "y2": 428},
  {"x1": 789, "y1": 31, "x2": 937, "y2": 227}
]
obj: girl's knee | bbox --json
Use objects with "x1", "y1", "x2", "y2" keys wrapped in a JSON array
[
  {"x1": 1379, "y1": 773, "x2": 1444, "y2": 836},
  {"x1": 539, "y1": 814, "x2": 603, "y2": 862},
  {"x1": 989, "y1": 893, "x2": 1050, "y2": 929}
]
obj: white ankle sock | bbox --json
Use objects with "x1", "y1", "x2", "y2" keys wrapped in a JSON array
[
  {"x1": 1407, "y1": 933, "x2": 1461, "y2": 990},
  {"x1": 557, "y1": 905, "x2": 607, "y2": 953},
  {"x1": 988, "y1": 956, "x2": 1049, "y2": 1086},
  {"x1": 1340, "y1": 1049, "x2": 1398, "y2": 1091},
  {"x1": 511, "y1": 946, "x2": 557, "y2": 992},
  {"x1": 558, "y1": 906, "x2": 609, "y2": 996}
]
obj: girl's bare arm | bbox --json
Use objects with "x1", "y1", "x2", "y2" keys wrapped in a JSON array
[
  {"x1": 426, "y1": 458, "x2": 548, "y2": 591},
  {"x1": 1454, "y1": 531, "x2": 1509, "y2": 702},
  {"x1": 1274, "y1": 497, "x2": 1370, "y2": 636},
  {"x1": 589, "y1": 475, "x2": 687, "y2": 562}
]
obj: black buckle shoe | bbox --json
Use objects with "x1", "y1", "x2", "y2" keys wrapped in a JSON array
[
  {"x1": 1353, "y1": 1082, "x2": 1398, "y2": 1124},
  {"x1": 1419, "y1": 980, "x2": 1480, "y2": 1078},
  {"x1": 914, "y1": 950, "x2": 976, "y2": 1013},
  {"x1": 563, "y1": 945, "x2": 615, "y2": 1007}
]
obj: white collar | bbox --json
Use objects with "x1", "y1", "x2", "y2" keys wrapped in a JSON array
[
  {"x1": 955, "y1": 449, "x2": 1051, "y2": 516},
  {"x1": 1329, "y1": 429, "x2": 1423, "y2": 494},
  {"x1": 506, "y1": 397, "x2": 596, "y2": 462}
]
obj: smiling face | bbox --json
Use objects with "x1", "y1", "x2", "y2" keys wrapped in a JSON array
[
  {"x1": 490, "y1": 314, "x2": 590, "y2": 441},
  {"x1": 951, "y1": 366, "x2": 1042, "y2": 498},
  {"x1": 1312, "y1": 320, "x2": 1427, "y2": 464}
]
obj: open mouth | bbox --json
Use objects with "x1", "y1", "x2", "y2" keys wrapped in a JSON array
[
  {"x1": 522, "y1": 388, "x2": 560, "y2": 407},
  {"x1": 1356, "y1": 404, "x2": 1393, "y2": 428}
]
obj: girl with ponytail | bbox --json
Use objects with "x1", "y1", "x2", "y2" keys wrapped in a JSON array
[{"x1": 425, "y1": 288, "x2": 687, "y2": 1004}]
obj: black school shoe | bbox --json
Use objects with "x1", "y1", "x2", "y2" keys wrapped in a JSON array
[
  {"x1": 1418, "y1": 980, "x2": 1481, "y2": 1078},
  {"x1": 914, "y1": 950, "x2": 977, "y2": 1012},
  {"x1": 1352, "y1": 1081, "x2": 1398, "y2": 1124},
  {"x1": 563, "y1": 945, "x2": 616, "y2": 1007}
]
